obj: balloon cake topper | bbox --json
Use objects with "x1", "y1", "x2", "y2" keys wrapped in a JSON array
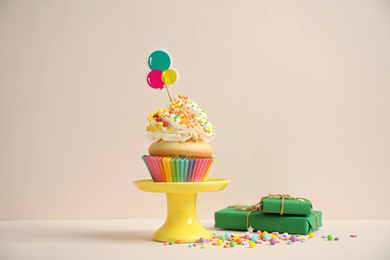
[{"x1": 146, "y1": 49, "x2": 178, "y2": 102}]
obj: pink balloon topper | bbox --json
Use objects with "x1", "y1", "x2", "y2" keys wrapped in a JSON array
[{"x1": 146, "y1": 70, "x2": 164, "y2": 89}]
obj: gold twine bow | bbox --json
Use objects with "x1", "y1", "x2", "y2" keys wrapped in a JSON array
[
  {"x1": 228, "y1": 205, "x2": 260, "y2": 230},
  {"x1": 228, "y1": 193, "x2": 317, "y2": 231}
]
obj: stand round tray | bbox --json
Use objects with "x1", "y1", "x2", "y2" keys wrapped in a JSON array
[{"x1": 133, "y1": 178, "x2": 230, "y2": 242}]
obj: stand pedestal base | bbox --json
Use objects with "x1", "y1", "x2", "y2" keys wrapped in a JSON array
[
  {"x1": 153, "y1": 193, "x2": 211, "y2": 242},
  {"x1": 133, "y1": 178, "x2": 230, "y2": 242}
]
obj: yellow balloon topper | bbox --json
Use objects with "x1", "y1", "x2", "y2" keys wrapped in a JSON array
[{"x1": 161, "y1": 69, "x2": 178, "y2": 86}]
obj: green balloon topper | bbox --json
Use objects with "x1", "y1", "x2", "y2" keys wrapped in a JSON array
[{"x1": 147, "y1": 50, "x2": 171, "y2": 72}]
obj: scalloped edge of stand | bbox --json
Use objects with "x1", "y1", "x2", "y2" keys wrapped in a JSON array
[{"x1": 133, "y1": 178, "x2": 230, "y2": 193}]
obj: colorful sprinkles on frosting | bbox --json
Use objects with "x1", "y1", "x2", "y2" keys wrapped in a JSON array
[{"x1": 146, "y1": 95, "x2": 215, "y2": 143}]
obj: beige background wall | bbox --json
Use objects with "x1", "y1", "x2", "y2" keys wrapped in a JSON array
[{"x1": 1, "y1": 0, "x2": 389, "y2": 220}]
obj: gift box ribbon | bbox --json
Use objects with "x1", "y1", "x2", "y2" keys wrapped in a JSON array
[
  {"x1": 260, "y1": 193, "x2": 312, "y2": 215},
  {"x1": 229, "y1": 193, "x2": 318, "y2": 230}
]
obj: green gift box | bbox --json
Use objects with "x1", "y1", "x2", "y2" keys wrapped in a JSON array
[
  {"x1": 261, "y1": 197, "x2": 312, "y2": 216},
  {"x1": 214, "y1": 206, "x2": 322, "y2": 235}
]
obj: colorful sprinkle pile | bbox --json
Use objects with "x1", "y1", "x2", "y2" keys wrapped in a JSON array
[{"x1": 162, "y1": 230, "x2": 350, "y2": 248}]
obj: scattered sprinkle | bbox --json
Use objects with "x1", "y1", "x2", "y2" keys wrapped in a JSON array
[{"x1": 290, "y1": 235, "x2": 297, "y2": 242}]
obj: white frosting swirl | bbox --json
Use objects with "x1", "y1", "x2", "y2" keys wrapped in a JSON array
[{"x1": 146, "y1": 95, "x2": 215, "y2": 143}]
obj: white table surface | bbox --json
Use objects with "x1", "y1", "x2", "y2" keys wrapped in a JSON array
[{"x1": 0, "y1": 219, "x2": 389, "y2": 260}]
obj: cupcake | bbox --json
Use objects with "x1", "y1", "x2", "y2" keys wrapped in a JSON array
[{"x1": 142, "y1": 95, "x2": 215, "y2": 182}]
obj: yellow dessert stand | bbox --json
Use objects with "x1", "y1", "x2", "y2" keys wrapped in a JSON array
[{"x1": 133, "y1": 178, "x2": 230, "y2": 242}]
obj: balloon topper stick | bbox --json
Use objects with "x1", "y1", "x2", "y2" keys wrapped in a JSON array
[{"x1": 146, "y1": 49, "x2": 178, "y2": 102}]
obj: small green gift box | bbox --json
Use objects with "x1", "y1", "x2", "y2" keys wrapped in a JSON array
[
  {"x1": 214, "y1": 206, "x2": 322, "y2": 235},
  {"x1": 261, "y1": 196, "x2": 312, "y2": 216}
]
